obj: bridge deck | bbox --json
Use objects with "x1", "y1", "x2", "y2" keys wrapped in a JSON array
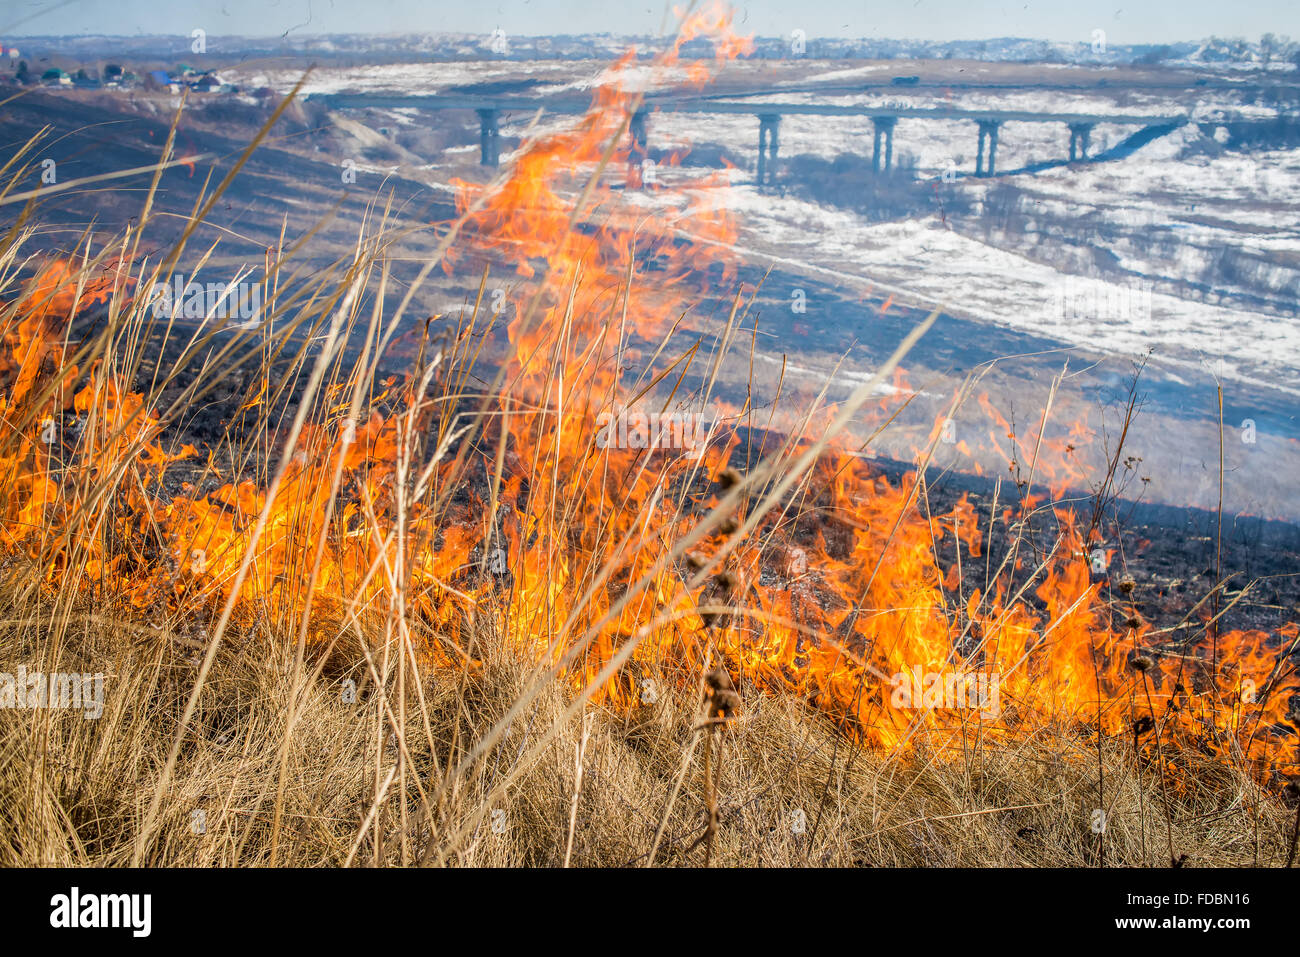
[{"x1": 316, "y1": 93, "x2": 1187, "y2": 126}]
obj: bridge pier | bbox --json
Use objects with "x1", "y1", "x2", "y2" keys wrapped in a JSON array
[
  {"x1": 629, "y1": 109, "x2": 648, "y2": 163},
  {"x1": 757, "y1": 114, "x2": 780, "y2": 186},
  {"x1": 1068, "y1": 122, "x2": 1094, "y2": 161},
  {"x1": 975, "y1": 120, "x2": 1000, "y2": 177},
  {"x1": 477, "y1": 109, "x2": 500, "y2": 167},
  {"x1": 871, "y1": 116, "x2": 897, "y2": 172},
  {"x1": 627, "y1": 108, "x2": 649, "y2": 186}
]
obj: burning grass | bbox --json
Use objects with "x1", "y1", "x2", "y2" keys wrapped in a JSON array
[{"x1": 1, "y1": 3, "x2": 1297, "y2": 867}]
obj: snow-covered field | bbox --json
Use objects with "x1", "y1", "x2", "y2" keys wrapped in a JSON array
[
  {"x1": 600, "y1": 99, "x2": 1291, "y2": 382},
  {"x1": 256, "y1": 60, "x2": 1299, "y2": 381}
]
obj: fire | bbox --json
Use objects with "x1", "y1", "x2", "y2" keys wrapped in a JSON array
[{"x1": 0, "y1": 4, "x2": 1295, "y2": 785}]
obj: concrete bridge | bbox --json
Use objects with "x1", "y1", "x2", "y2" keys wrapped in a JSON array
[{"x1": 315, "y1": 92, "x2": 1189, "y2": 183}]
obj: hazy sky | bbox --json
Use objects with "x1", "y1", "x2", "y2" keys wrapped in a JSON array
[{"x1": 3, "y1": 0, "x2": 1296, "y2": 42}]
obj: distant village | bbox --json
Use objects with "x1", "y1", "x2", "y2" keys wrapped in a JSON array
[{"x1": 0, "y1": 43, "x2": 240, "y2": 93}]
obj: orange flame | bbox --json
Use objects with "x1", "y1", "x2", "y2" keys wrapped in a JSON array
[{"x1": 0, "y1": 6, "x2": 1295, "y2": 785}]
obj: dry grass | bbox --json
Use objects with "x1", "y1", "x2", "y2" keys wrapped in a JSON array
[{"x1": 2, "y1": 603, "x2": 1295, "y2": 867}]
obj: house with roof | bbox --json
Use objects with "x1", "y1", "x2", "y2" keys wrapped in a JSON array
[{"x1": 147, "y1": 69, "x2": 182, "y2": 92}]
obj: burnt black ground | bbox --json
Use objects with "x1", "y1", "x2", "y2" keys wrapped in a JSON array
[
  {"x1": 102, "y1": 308, "x2": 1300, "y2": 646},
  {"x1": 720, "y1": 425, "x2": 1300, "y2": 637}
]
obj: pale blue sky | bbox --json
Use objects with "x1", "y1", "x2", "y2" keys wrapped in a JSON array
[{"x1": 3, "y1": 0, "x2": 1296, "y2": 42}]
